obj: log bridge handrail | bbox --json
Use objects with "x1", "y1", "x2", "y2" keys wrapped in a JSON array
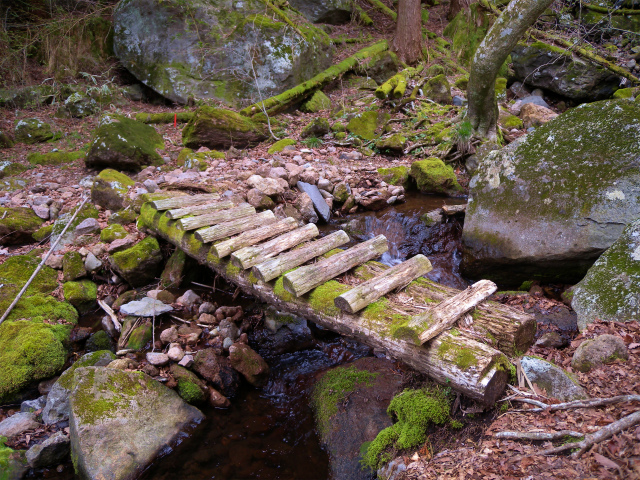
[{"x1": 138, "y1": 196, "x2": 536, "y2": 404}]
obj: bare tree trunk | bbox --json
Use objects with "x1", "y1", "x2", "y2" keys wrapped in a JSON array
[
  {"x1": 448, "y1": 0, "x2": 472, "y2": 20},
  {"x1": 392, "y1": 0, "x2": 423, "y2": 64},
  {"x1": 467, "y1": 0, "x2": 554, "y2": 139}
]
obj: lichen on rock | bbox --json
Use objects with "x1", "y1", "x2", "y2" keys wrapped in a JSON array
[
  {"x1": 182, "y1": 107, "x2": 267, "y2": 150},
  {"x1": 91, "y1": 168, "x2": 135, "y2": 211},
  {"x1": 410, "y1": 157, "x2": 462, "y2": 196}
]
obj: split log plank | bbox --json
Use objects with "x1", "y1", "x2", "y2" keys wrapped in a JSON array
[
  {"x1": 334, "y1": 254, "x2": 432, "y2": 314},
  {"x1": 167, "y1": 200, "x2": 235, "y2": 219},
  {"x1": 211, "y1": 217, "x2": 298, "y2": 257},
  {"x1": 253, "y1": 230, "x2": 350, "y2": 282},
  {"x1": 195, "y1": 210, "x2": 276, "y2": 243},
  {"x1": 177, "y1": 204, "x2": 255, "y2": 231},
  {"x1": 231, "y1": 224, "x2": 319, "y2": 269},
  {"x1": 151, "y1": 194, "x2": 220, "y2": 210},
  {"x1": 283, "y1": 235, "x2": 388, "y2": 297},
  {"x1": 442, "y1": 204, "x2": 466, "y2": 215}
]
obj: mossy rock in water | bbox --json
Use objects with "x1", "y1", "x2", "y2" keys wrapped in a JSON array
[
  {"x1": 110, "y1": 236, "x2": 163, "y2": 287},
  {"x1": 375, "y1": 134, "x2": 407, "y2": 155},
  {"x1": 85, "y1": 114, "x2": 164, "y2": 172},
  {"x1": 170, "y1": 364, "x2": 207, "y2": 405},
  {"x1": 182, "y1": 107, "x2": 267, "y2": 150},
  {"x1": 267, "y1": 138, "x2": 296, "y2": 154},
  {"x1": 0, "y1": 160, "x2": 26, "y2": 178},
  {"x1": 462, "y1": 99, "x2": 640, "y2": 285},
  {"x1": 63, "y1": 280, "x2": 98, "y2": 314},
  {"x1": 346, "y1": 111, "x2": 390, "y2": 141},
  {"x1": 0, "y1": 207, "x2": 43, "y2": 245},
  {"x1": 424, "y1": 74, "x2": 452, "y2": 104},
  {"x1": 410, "y1": 157, "x2": 463, "y2": 196},
  {"x1": 86, "y1": 331, "x2": 115, "y2": 352},
  {"x1": 301, "y1": 118, "x2": 330, "y2": 138},
  {"x1": 91, "y1": 168, "x2": 135, "y2": 211},
  {"x1": 443, "y1": 3, "x2": 493, "y2": 66},
  {"x1": 63, "y1": 251, "x2": 87, "y2": 282},
  {"x1": 301, "y1": 90, "x2": 332, "y2": 113},
  {"x1": 378, "y1": 166, "x2": 411, "y2": 189},
  {"x1": 100, "y1": 224, "x2": 128, "y2": 243},
  {"x1": 14, "y1": 118, "x2": 55, "y2": 144},
  {"x1": 27, "y1": 151, "x2": 84, "y2": 166}
]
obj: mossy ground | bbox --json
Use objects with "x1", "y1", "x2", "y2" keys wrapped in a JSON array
[
  {"x1": 267, "y1": 138, "x2": 296, "y2": 154},
  {"x1": 63, "y1": 280, "x2": 98, "y2": 314},
  {"x1": 27, "y1": 151, "x2": 84, "y2": 165}
]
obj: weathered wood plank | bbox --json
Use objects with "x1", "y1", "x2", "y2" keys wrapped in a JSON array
[
  {"x1": 194, "y1": 210, "x2": 276, "y2": 244},
  {"x1": 231, "y1": 224, "x2": 319, "y2": 269},
  {"x1": 151, "y1": 193, "x2": 220, "y2": 210},
  {"x1": 211, "y1": 217, "x2": 298, "y2": 257},
  {"x1": 283, "y1": 235, "x2": 388, "y2": 297},
  {"x1": 167, "y1": 200, "x2": 235, "y2": 219},
  {"x1": 252, "y1": 230, "x2": 350, "y2": 283},
  {"x1": 334, "y1": 255, "x2": 433, "y2": 314},
  {"x1": 442, "y1": 204, "x2": 467, "y2": 215},
  {"x1": 177, "y1": 204, "x2": 255, "y2": 231},
  {"x1": 410, "y1": 280, "x2": 498, "y2": 344}
]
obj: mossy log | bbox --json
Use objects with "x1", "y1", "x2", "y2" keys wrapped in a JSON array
[
  {"x1": 166, "y1": 200, "x2": 235, "y2": 220},
  {"x1": 375, "y1": 68, "x2": 417, "y2": 100},
  {"x1": 135, "y1": 112, "x2": 195, "y2": 124},
  {"x1": 259, "y1": 0, "x2": 308, "y2": 40},
  {"x1": 240, "y1": 41, "x2": 389, "y2": 117},
  {"x1": 283, "y1": 235, "x2": 389, "y2": 297},
  {"x1": 364, "y1": 0, "x2": 397, "y2": 20},
  {"x1": 212, "y1": 217, "x2": 298, "y2": 258},
  {"x1": 582, "y1": 3, "x2": 640, "y2": 14},
  {"x1": 150, "y1": 194, "x2": 220, "y2": 210},
  {"x1": 195, "y1": 210, "x2": 276, "y2": 244},
  {"x1": 138, "y1": 203, "x2": 509, "y2": 404},
  {"x1": 353, "y1": 4, "x2": 374, "y2": 25},
  {"x1": 231, "y1": 224, "x2": 319, "y2": 269},
  {"x1": 177, "y1": 204, "x2": 255, "y2": 231},
  {"x1": 253, "y1": 230, "x2": 350, "y2": 282}
]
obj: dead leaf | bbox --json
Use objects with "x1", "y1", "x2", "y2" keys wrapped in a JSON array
[{"x1": 592, "y1": 452, "x2": 619, "y2": 469}]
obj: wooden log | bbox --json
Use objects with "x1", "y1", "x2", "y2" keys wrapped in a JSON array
[
  {"x1": 177, "y1": 204, "x2": 255, "y2": 231},
  {"x1": 150, "y1": 194, "x2": 220, "y2": 210},
  {"x1": 211, "y1": 217, "x2": 298, "y2": 257},
  {"x1": 231, "y1": 224, "x2": 319, "y2": 269},
  {"x1": 364, "y1": 0, "x2": 397, "y2": 20},
  {"x1": 195, "y1": 210, "x2": 276, "y2": 243},
  {"x1": 334, "y1": 255, "x2": 433, "y2": 314},
  {"x1": 410, "y1": 280, "x2": 498, "y2": 344},
  {"x1": 283, "y1": 235, "x2": 388, "y2": 297},
  {"x1": 252, "y1": 230, "x2": 350, "y2": 283},
  {"x1": 167, "y1": 200, "x2": 235, "y2": 219}
]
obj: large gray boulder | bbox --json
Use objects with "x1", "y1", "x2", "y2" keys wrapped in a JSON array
[
  {"x1": 510, "y1": 42, "x2": 620, "y2": 100},
  {"x1": 69, "y1": 367, "x2": 204, "y2": 480},
  {"x1": 288, "y1": 0, "x2": 352, "y2": 24},
  {"x1": 113, "y1": 0, "x2": 334, "y2": 105},
  {"x1": 572, "y1": 219, "x2": 640, "y2": 331},
  {"x1": 520, "y1": 356, "x2": 588, "y2": 401},
  {"x1": 462, "y1": 99, "x2": 640, "y2": 285}
]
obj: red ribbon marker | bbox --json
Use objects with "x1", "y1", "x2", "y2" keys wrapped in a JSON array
[{"x1": 174, "y1": 113, "x2": 177, "y2": 128}]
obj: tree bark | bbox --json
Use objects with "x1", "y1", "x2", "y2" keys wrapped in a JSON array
[
  {"x1": 166, "y1": 200, "x2": 235, "y2": 219},
  {"x1": 150, "y1": 193, "x2": 220, "y2": 210},
  {"x1": 448, "y1": 0, "x2": 472, "y2": 20},
  {"x1": 392, "y1": 0, "x2": 423, "y2": 65},
  {"x1": 468, "y1": 0, "x2": 554, "y2": 139}
]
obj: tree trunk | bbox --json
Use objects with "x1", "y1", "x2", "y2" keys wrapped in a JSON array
[
  {"x1": 448, "y1": 0, "x2": 472, "y2": 20},
  {"x1": 392, "y1": 0, "x2": 423, "y2": 65},
  {"x1": 467, "y1": 0, "x2": 554, "y2": 139}
]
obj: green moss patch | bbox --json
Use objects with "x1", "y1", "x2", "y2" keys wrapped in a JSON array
[
  {"x1": 27, "y1": 151, "x2": 84, "y2": 166},
  {"x1": 100, "y1": 224, "x2": 128, "y2": 243},
  {"x1": 308, "y1": 280, "x2": 350, "y2": 317},
  {"x1": 346, "y1": 111, "x2": 390, "y2": 140},
  {"x1": 267, "y1": 138, "x2": 296, "y2": 154},
  {"x1": 410, "y1": 157, "x2": 463, "y2": 196},
  {"x1": 63, "y1": 280, "x2": 98, "y2": 314},
  {"x1": 377, "y1": 166, "x2": 410, "y2": 188}
]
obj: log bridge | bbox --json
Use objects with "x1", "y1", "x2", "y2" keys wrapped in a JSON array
[{"x1": 138, "y1": 194, "x2": 536, "y2": 405}]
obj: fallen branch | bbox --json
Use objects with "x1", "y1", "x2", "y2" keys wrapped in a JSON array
[
  {"x1": 98, "y1": 299, "x2": 121, "y2": 332},
  {"x1": 582, "y1": 3, "x2": 640, "y2": 15},
  {"x1": 495, "y1": 430, "x2": 584, "y2": 441},
  {"x1": 403, "y1": 141, "x2": 436, "y2": 154},
  {"x1": 513, "y1": 394, "x2": 640, "y2": 413}
]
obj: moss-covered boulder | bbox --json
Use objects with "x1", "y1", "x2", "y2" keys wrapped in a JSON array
[
  {"x1": 119, "y1": 317, "x2": 153, "y2": 350},
  {"x1": 267, "y1": 138, "x2": 296, "y2": 154},
  {"x1": 113, "y1": 0, "x2": 333, "y2": 105},
  {"x1": 571, "y1": 334, "x2": 628, "y2": 372},
  {"x1": 378, "y1": 166, "x2": 411, "y2": 189},
  {"x1": 288, "y1": 0, "x2": 352, "y2": 24},
  {"x1": 0, "y1": 207, "x2": 43, "y2": 245},
  {"x1": 86, "y1": 331, "x2": 115, "y2": 353},
  {"x1": 511, "y1": 42, "x2": 620, "y2": 101},
  {"x1": 57, "y1": 92, "x2": 99, "y2": 118},
  {"x1": 108, "y1": 208, "x2": 138, "y2": 225},
  {"x1": 462, "y1": 99, "x2": 640, "y2": 285},
  {"x1": 346, "y1": 111, "x2": 390, "y2": 140},
  {"x1": 182, "y1": 107, "x2": 267, "y2": 150},
  {"x1": 110, "y1": 236, "x2": 163, "y2": 287},
  {"x1": 0, "y1": 130, "x2": 15, "y2": 148},
  {"x1": 424, "y1": 74, "x2": 452, "y2": 104},
  {"x1": 301, "y1": 90, "x2": 332, "y2": 113},
  {"x1": 85, "y1": 114, "x2": 164, "y2": 171},
  {"x1": 572, "y1": 219, "x2": 640, "y2": 331},
  {"x1": 176, "y1": 147, "x2": 224, "y2": 170},
  {"x1": 301, "y1": 117, "x2": 330, "y2": 138},
  {"x1": 169, "y1": 364, "x2": 207, "y2": 405},
  {"x1": 51, "y1": 203, "x2": 100, "y2": 251},
  {"x1": 0, "y1": 160, "x2": 26, "y2": 178},
  {"x1": 91, "y1": 168, "x2": 135, "y2": 211},
  {"x1": 62, "y1": 251, "x2": 87, "y2": 282},
  {"x1": 100, "y1": 224, "x2": 128, "y2": 243},
  {"x1": 14, "y1": 118, "x2": 54, "y2": 144},
  {"x1": 70, "y1": 367, "x2": 204, "y2": 480},
  {"x1": 375, "y1": 134, "x2": 407, "y2": 155},
  {"x1": 410, "y1": 157, "x2": 462, "y2": 196},
  {"x1": 63, "y1": 280, "x2": 98, "y2": 314}
]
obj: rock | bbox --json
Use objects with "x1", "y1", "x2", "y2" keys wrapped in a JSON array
[
  {"x1": 63, "y1": 280, "x2": 97, "y2": 314},
  {"x1": 228, "y1": 343, "x2": 270, "y2": 387},
  {"x1": 199, "y1": 302, "x2": 216, "y2": 314},
  {"x1": 107, "y1": 235, "x2": 137, "y2": 254},
  {"x1": 410, "y1": 157, "x2": 463, "y2": 196},
  {"x1": 160, "y1": 248, "x2": 191, "y2": 288},
  {"x1": 0, "y1": 207, "x2": 43, "y2": 245},
  {"x1": 572, "y1": 219, "x2": 640, "y2": 330},
  {"x1": 0, "y1": 130, "x2": 15, "y2": 148},
  {"x1": 63, "y1": 251, "x2": 87, "y2": 281},
  {"x1": 193, "y1": 348, "x2": 241, "y2": 398},
  {"x1": 109, "y1": 236, "x2": 163, "y2": 287},
  {"x1": 218, "y1": 319, "x2": 239, "y2": 343},
  {"x1": 377, "y1": 166, "x2": 411, "y2": 189},
  {"x1": 346, "y1": 111, "x2": 390, "y2": 140},
  {"x1": 357, "y1": 190, "x2": 390, "y2": 211},
  {"x1": 511, "y1": 94, "x2": 551, "y2": 115},
  {"x1": 20, "y1": 395, "x2": 47, "y2": 413},
  {"x1": 246, "y1": 188, "x2": 275, "y2": 209},
  {"x1": 297, "y1": 181, "x2": 331, "y2": 222},
  {"x1": 120, "y1": 297, "x2": 173, "y2": 316},
  {"x1": 168, "y1": 343, "x2": 185, "y2": 362},
  {"x1": 108, "y1": 358, "x2": 140, "y2": 371},
  {"x1": 85, "y1": 114, "x2": 164, "y2": 171},
  {"x1": 42, "y1": 350, "x2": 116, "y2": 424},
  {"x1": 462, "y1": 99, "x2": 640, "y2": 285},
  {"x1": 69, "y1": 366, "x2": 204, "y2": 480},
  {"x1": 375, "y1": 134, "x2": 407, "y2": 155},
  {"x1": 520, "y1": 356, "x2": 588, "y2": 401},
  {"x1": 520, "y1": 103, "x2": 558, "y2": 128},
  {"x1": 91, "y1": 168, "x2": 135, "y2": 211},
  {"x1": 182, "y1": 107, "x2": 267, "y2": 149},
  {"x1": 295, "y1": 192, "x2": 319, "y2": 223},
  {"x1": 208, "y1": 388, "x2": 231, "y2": 408},
  {"x1": 253, "y1": 308, "x2": 314, "y2": 356},
  {"x1": 113, "y1": 0, "x2": 333, "y2": 105},
  {"x1": 289, "y1": 0, "x2": 351, "y2": 23},
  {"x1": 169, "y1": 364, "x2": 207, "y2": 405},
  {"x1": 312, "y1": 358, "x2": 404, "y2": 480},
  {"x1": 146, "y1": 352, "x2": 170, "y2": 366},
  {"x1": 75, "y1": 217, "x2": 100, "y2": 236},
  {"x1": 332, "y1": 182, "x2": 350, "y2": 203},
  {"x1": 300, "y1": 89, "x2": 332, "y2": 112},
  {"x1": 571, "y1": 334, "x2": 629, "y2": 373},
  {"x1": 121, "y1": 318, "x2": 153, "y2": 351},
  {"x1": 84, "y1": 252, "x2": 103, "y2": 272},
  {"x1": 299, "y1": 168, "x2": 320, "y2": 184},
  {"x1": 86, "y1": 331, "x2": 115, "y2": 353},
  {"x1": 301, "y1": 118, "x2": 330, "y2": 138},
  {"x1": 59, "y1": 92, "x2": 99, "y2": 118},
  {"x1": 179, "y1": 355, "x2": 194, "y2": 368},
  {"x1": 160, "y1": 326, "x2": 179, "y2": 344},
  {"x1": 32, "y1": 205, "x2": 49, "y2": 220},
  {"x1": 511, "y1": 42, "x2": 620, "y2": 100},
  {"x1": 0, "y1": 412, "x2": 40, "y2": 438},
  {"x1": 0, "y1": 442, "x2": 28, "y2": 480},
  {"x1": 14, "y1": 118, "x2": 54, "y2": 144},
  {"x1": 247, "y1": 175, "x2": 285, "y2": 196},
  {"x1": 25, "y1": 430, "x2": 70, "y2": 468},
  {"x1": 424, "y1": 74, "x2": 452, "y2": 104},
  {"x1": 176, "y1": 289, "x2": 201, "y2": 308},
  {"x1": 535, "y1": 332, "x2": 566, "y2": 348}
]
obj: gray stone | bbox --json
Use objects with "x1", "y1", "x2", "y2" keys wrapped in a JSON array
[
  {"x1": 143, "y1": 179, "x2": 158, "y2": 193},
  {"x1": 69, "y1": 367, "x2": 204, "y2": 480},
  {"x1": 32, "y1": 204, "x2": 50, "y2": 220},
  {"x1": 176, "y1": 289, "x2": 201, "y2": 308},
  {"x1": 199, "y1": 302, "x2": 216, "y2": 315},
  {"x1": 60, "y1": 92, "x2": 99, "y2": 118},
  {"x1": 75, "y1": 218, "x2": 100, "y2": 236},
  {"x1": 167, "y1": 344, "x2": 185, "y2": 362},
  {"x1": 246, "y1": 175, "x2": 285, "y2": 196},
  {"x1": 120, "y1": 297, "x2": 173, "y2": 316},
  {"x1": 160, "y1": 326, "x2": 179, "y2": 344},
  {"x1": 218, "y1": 319, "x2": 239, "y2": 342},
  {"x1": 25, "y1": 431, "x2": 70, "y2": 468},
  {"x1": 571, "y1": 334, "x2": 629, "y2": 372},
  {"x1": 297, "y1": 180, "x2": 331, "y2": 222},
  {"x1": 510, "y1": 95, "x2": 550, "y2": 115},
  {"x1": 294, "y1": 192, "x2": 319, "y2": 223},
  {"x1": 178, "y1": 354, "x2": 194, "y2": 368},
  {"x1": 520, "y1": 356, "x2": 588, "y2": 401},
  {"x1": 317, "y1": 178, "x2": 333, "y2": 192},
  {"x1": 535, "y1": 332, "x2": 566, "y2": 348},
  {"x1": 288, "y1": 0, "x2": 352, "y2": 24},
  {"x1": 0, "y1": 412, "x2": 40, "y2": 438},
  {"x1": 20, "y1": 395, "x2": 47, "y2": 413},
  {"x1": 84, "y1": 252, "x2": 103, "y2": 272},
  {"x1": 146, "y1": 352, "x2": 170, "y2": 366}
]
